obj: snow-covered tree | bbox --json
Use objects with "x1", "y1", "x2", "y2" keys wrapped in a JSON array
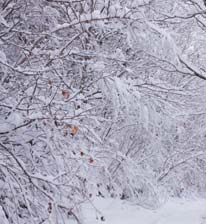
[{"x1": 1, "y1": 0, "x2": 206, "y2": 223}]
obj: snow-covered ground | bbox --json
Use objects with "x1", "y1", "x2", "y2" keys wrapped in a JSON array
[{"x1": 83, "y1": 198, "x2": 206, "y2": 224}]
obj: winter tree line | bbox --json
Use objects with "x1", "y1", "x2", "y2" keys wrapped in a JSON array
[{"x1": 0, "y1": 0, "x2": 206, "y2": 223}]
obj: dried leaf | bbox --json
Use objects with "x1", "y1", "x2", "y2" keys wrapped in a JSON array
[
  {"x1": 48, "y1": 202, "x2": 52, "y2": 214},
  {"x1": 71, "y1": 126, "x2": 78, "y2": 136},
  {"x1": 80, "y1": 151, "x2": 84, "y2": 156},
  {"x1": 89, "y1": 158, "x2": 94, "y2": 164},
  {"x1": 48, "y1": 80, "x2": 52, "y2": 85},
  {"x1": 62, "y1": 90, "x2": 70, "y2": 99}
]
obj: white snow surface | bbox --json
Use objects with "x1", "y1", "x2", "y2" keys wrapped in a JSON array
[{"x1": 83, "y1": 198, "x2": 206, "y2": 224}]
